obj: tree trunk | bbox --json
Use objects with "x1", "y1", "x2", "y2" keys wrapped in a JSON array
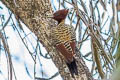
[{"x1": 1, "y1": 0, "x2": 93, "y2": 80}]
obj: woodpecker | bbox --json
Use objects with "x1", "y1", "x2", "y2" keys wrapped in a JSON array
[{"x1": 51, "y1": 9, "x2": 78, "y2": 77}]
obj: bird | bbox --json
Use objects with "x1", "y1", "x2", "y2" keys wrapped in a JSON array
[{"x1": 51, "y1": 9, "x2": 78, "y2": 77}]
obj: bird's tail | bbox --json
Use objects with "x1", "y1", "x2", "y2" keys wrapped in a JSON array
[{"x1": 66, "y1": 58, "x2": 78, "y2": 77}]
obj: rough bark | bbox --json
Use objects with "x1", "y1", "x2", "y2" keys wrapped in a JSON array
[{"x1": 1, "y1": 0, "x2": 93, "y2": 80}]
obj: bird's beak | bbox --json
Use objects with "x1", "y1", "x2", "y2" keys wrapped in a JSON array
[{"x1": 46, "y1": 14, "x2": 54, "y2": 18}]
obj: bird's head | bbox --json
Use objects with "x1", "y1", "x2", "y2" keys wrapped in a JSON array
[{"x1": 53, "y1": 9, "x2": 69, "y2": 24}]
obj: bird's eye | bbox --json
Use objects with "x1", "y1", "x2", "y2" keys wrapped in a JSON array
[{"x1": 54, "y1": 13, "x2": 60, "y2": 17}]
